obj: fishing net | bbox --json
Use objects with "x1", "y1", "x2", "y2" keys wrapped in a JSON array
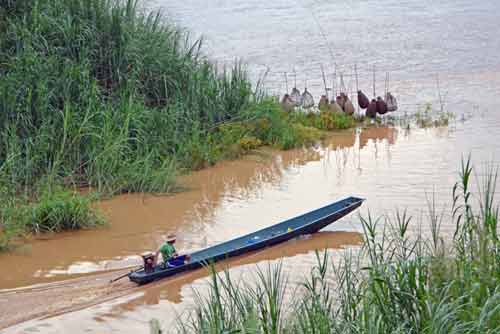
[
  {"x1": 385, "y1": 92, "x2": 398, "y2": 112},
  {"x1": 289, "y1": 88, "x2": 303, "y2": 107},
  {"x1": 366, "y1": 99, "x2": 377, "y2": 118},
  {"x1": 318, "y1": 95, "x2": 329, "y2": 111},
  {"x1": 336, "y1": 95, "x2": 345, "y2": 110},
  {"x1": 329, "y1": 101, "x2": 343, "y2": 114},
  {"x1": 301, "y1": 89, "x2": 314, "y2": 109},
  {"x1": 344, "y1": 99, "x2": 355, "y2": 115},
  {"x1": 376, "y1": 97, "x2": 388, "y2": 115},
  {"x1": 357, "y1": 90, "x2": 369, "y2": 109},
  {"x1": 281, "y1": 94, "x2": 294, "y2": 112}
]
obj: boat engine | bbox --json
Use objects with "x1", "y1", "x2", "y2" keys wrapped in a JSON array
[{"x1": 141, "y1": 252, "x2": 155, "y2": 273}]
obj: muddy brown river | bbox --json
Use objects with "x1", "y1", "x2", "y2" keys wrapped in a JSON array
[{"x1": 2, "y1": 0, "x2": 500, "y2": 333}]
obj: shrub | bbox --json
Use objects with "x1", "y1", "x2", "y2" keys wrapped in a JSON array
[{"x1": 0, "y1": 186, "x2": 104, "y2": 248}]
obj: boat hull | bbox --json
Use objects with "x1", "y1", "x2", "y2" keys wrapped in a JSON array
[{"x1": 129, "y1": 196, "x2": 363, "y2": 284}]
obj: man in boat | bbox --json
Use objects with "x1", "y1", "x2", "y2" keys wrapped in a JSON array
[{"x1": 155, "y1": 234, "x2": 178, "y2": 267}]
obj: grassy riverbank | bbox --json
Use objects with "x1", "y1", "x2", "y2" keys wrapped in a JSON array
[
  {"x1": 177, "y1": 159, "x2": 499, "y2": 334},
  {"x1": 0, "y1": 0, "x2": 357, "y2": 249}
]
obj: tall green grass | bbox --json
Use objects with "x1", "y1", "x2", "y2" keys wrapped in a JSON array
[
  {"x1": 0, "y1": 0, "x2": 260, "y2": 195},
  {"x1": 0, "y1": 0, "x2": 354, "y2": 250},
  {"x1": 0, "y1": 0, "x2": 333, "y2": 194},
  {"x1": 177, "y1": 158, "x2": 499, "y2": 334},
  {"x1": 0, "y1": 184, "x2": 104, "y2": 250}
]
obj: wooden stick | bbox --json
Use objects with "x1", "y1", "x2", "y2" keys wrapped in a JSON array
[
  {"x1": 355, "y1": 64, "x2": 360, "y2": 113},
  {"x1": 355, "y1": 63, "x2": 359, "y2": 92},
  {"x1": 333, "y1": 71, "x2": 337, "y2": 98},
  {"x1": 320, "y1": 64, "x2": 328, "y2": 96},
  {"x1": 385, "y1": 72, "x2": 389, "y2": 97},
  {"x1": 372, "y1": 65, "x2": 376, "y2": 98}
]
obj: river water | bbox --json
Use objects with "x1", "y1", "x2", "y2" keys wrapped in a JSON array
[{"x1": 2, "y1": 0, "x2": 500, "y2": 333}]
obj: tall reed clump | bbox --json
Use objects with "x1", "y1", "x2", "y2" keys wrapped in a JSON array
[
  {"x1": 0, "y1": 0, "x2": 327, "y2": 193},
  {"x1": 0, "y1": 0, "x2": 260, "y2": 195},
  {"x1": 0, "y1": 184, "x2": 104, "y2": 250},
  {"x1": 179, "y1": 263, "x2": 287, "y2": 334},
  {"x1": 176, "y1": 158, "x2": 499, "y2": 334}
]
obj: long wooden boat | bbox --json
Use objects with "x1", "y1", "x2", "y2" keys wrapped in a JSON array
[{"x1": 129, "y1": 196, "x2": 364, "y2": 284}]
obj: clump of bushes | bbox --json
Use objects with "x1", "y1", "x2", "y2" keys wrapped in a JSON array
[
  {"x1": 175, "y1": 99, "x2": 326, "y2": 168},
  {"x1": 0, "y1": 185, "x2": 104, "y2": 249},
  {"x1": 290, "y1": 110, "x2": 358, "y2": 131}
]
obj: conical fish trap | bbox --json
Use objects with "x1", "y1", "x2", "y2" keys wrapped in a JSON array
[
  {"x1": 281, "y1": 94, "x2": 294, "y2": 112},
  {"x1": 329, "y1": 101, "x2": 343, "y2": 114},
  {"x1": 357, "y1": 90, "x2": 369, "y2": 109},
  {"x1": 344, "y1": 99, "x2": 355, "y2": 115},
  {"x1": 289, "y1": 87, "x2": 303, "y2": 107},
  {"x1": 366, "y1": 99, "x2": 377, "y2": 118},
  {"x1": 385, "y1": 92, "x2": 398, "y2": 112},
  {"x1": 376, "y1": 97, "x2": 388, "y2": 115},
  {"x1": 301, "y1": 89, "x2": 315, "y2": 109}
]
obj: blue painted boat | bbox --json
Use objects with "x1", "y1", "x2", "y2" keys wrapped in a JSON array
[{"x1": 129, "y1": 196, "x2": 364, "y2": 284}]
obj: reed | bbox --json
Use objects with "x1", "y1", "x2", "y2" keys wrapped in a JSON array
[
  {"x1": 0, "y1": 184, "x2": 104, "y2": 249},
  {"x1": 180, "y1": 263, "x2": 287, "y2": 334},
  {"x1": 177, "y1": 158, "x2": 500, "y2": 334}
]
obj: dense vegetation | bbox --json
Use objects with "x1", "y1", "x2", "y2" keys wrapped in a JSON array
[
  {"x1": 0, "y1": 185, "x2": 104, "y2": 250},
  {"x1": 177, "y1": 159, "x2": 499, "y2": 334},
  {"x1": 0, "y1": 0, "x2": 357, "y2": 249}
]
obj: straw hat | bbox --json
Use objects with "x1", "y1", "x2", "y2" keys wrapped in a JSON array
[{"x1": 166, "y1": 234, "x2": 176, "y2": 243}]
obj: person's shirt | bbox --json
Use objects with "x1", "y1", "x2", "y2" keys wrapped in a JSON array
[{"x1": 159, "y1": 242, "x2": 176, "y2": 261}]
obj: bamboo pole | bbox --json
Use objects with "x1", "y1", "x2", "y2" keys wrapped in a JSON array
[
  {"x1": 372, "y1": 65, "x2": 376, "y2": 98},
  {"x1": 320, "y1": 64, "x2": 328, "y2": 97},
  {"x1": 333, "y1": 71, "x2": 337, "y2": 98},
  {"x1": 355, "y1": 64, "x2": 360, "y2": 113}
]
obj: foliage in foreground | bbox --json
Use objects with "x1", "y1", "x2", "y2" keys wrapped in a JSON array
[{"x1": 176, "y1": 159, "x2": 500, "y2": 334}]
